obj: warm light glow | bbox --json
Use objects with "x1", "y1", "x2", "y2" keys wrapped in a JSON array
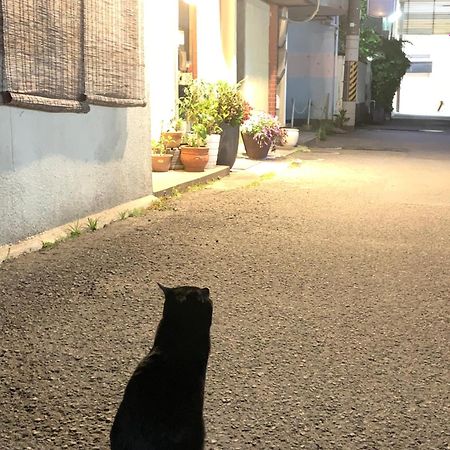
[
  {"x1": 178, "y1": 30, "x2": 185, "y2": 46},
  {"x1": 387, "y1": 9, "x2": 402, "y2": 23}
]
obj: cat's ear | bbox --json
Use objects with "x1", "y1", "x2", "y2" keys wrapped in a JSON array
[
  {"x1": 157, "y1": 282, "x2": 169, "y2": 295},
  {"x1": 201, "y1": 288, "x2": 210, "y2": 297}
]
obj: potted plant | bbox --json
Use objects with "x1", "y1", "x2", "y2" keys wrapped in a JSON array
[
  {"x1": 178, "y1": 80, "x2": 222, "y2": 169},
  {"x1": 216, "y1": 81, "x2": 251, "y2": 168},
  {"x1": 161, "y1": 118, "x2": 185, "y2": 170},
  {"x1": 151, "y1": 139, "x2": 173, "y2": 172},
  {"x1": 161, "y1": 117, "x2": 184, "y2": 149},
  {"x1": 241, "y1": 111, "x2": 287, "y2": 160},
  {"x1": 280, "y1": 127, "x2": 300, "y2": 147},
  {"x1": 179, "y1": 124, "x2": 209, "y2": 172}
]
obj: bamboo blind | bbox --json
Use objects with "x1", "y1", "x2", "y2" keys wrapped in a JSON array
[{"x1": 0, "y1": 0, "x2": 144, "y2": 112}]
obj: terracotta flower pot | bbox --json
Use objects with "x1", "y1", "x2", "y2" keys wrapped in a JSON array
[
  {"x1": 241, "y1": 133, "x2": 272, "y2": 160},
  {"x1": 152, "y1": 154, "x2": 173, "y2": 172},
  {"x1": 161, "y1": 132, "x2": 183, "y2": 149},
  {"x1": 180, "y1": 146, "x2": 209, "y2": 172}
]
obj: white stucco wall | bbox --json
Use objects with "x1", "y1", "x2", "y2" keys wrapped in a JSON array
[
  {"x1": 197, "y1": 0, "x2": 231, "y2": 83},
  {"x1": 146, "y1": 0, "x2": 179, "y2": 139},
  {"x1": 397, "y1": 35, "x2": 450, "y2": 117},
  {"x1": 242, "y1": 0, "x2": 270, "y2": 112},
  {"x1": 0, "y1": 5, "x2": 156, "y2": 246}
]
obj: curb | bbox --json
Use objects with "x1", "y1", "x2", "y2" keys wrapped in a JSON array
[{"x1": 0, "y1": 194, "x2": 159, "y2": 264}]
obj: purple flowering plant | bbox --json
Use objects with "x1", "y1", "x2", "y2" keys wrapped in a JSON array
[{"x1": 241, "y1": 111, "x2": 287, "y2": 147}]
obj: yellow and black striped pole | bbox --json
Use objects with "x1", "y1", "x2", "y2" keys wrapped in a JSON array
[
  {"x1": 342, "y1": 0, "x2": 360, "y2": 127},
  {"x1": 344, "y1": 61, "x2": 358, "y2": 102}
]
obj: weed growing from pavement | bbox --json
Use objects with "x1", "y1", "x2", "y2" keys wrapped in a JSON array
[
  {"x1": 41, "y1": 237, "x2": 65, "y2": 250},
  {"x1": 170, "y1": 188, "x2": 181, "y2": 198},
  {"x1": 35, "y1": 180, "x2": 209, "y2": 256},
  {"x1": 68, "y1": 221, "x2": 82, "y2": 238},
  {"x1": 128, "y1": 208, "x2": 146, "y2": 218},
  {"x1": 186, "y1": 180, "x2": 213, "y2": 192},
  {"x1": 245, "y1": 172, "x2": 276, "y2": 189},
  {"x1": 151, "y1": 197, "x2": 179, "y2": 211},
  {"x1": 119, "y1": 211, "x2": 129, "y2": 220},
  {"x1": 289, "y1": 160, "x2": 302, "y2": 169},
  {"x1": 86, "y1": 217, "x2": 98, "y2": 231}
]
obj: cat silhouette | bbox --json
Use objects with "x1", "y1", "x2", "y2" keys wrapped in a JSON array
[{"x1": 110, "y1": 283, "x2": 213, "y2": 450}]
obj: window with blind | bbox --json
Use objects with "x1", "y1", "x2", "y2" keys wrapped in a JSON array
[{"x1": 0, "y1": 0, "x2": 145, "y2": 113}]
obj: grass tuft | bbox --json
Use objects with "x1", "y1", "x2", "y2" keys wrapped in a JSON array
[
  {"x1": 86, "y1": 217, "x2": 98, "y2": 231},
  {"x1": 68, "y1": 221, "x2": 82, "y2": 238}
]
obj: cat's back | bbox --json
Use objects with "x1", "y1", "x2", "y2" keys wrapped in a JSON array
[{"x1": 110, "y1": 284, "x2": 212, "y2": 450}]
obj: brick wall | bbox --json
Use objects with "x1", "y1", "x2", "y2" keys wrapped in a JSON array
[{"x1": 268, "y1": 4, "x2": 278, "y2": 115}]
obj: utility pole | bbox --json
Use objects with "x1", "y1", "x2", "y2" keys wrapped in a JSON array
[{"x1": 342, "y1": 0, "x2": 361, "y2": 127}]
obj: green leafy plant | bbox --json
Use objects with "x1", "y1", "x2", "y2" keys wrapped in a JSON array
[
  {"x1": 216, "y1": 80, "x2": 247, "y2": 126},
  {"x1": 151, "y1": 139, "x2": 167, "y2": 155},
  {"x1": 178, "y1": 80, "x2": 222, "y2": 135},
  {"x1": 168, "y1": 117, "x2": 184, "y2": 132},
  {"x1": 333, "y1": 109, "x2": 350, "y2": 128},
  {"x1": 184, "y1": 123, "x2": 208, "y2": 147},
  {"x1": 86, "y1": 217, "x2": 98, "y2": 231},
  {"x1": 371, "y1": 37, "x2": 410, "y2": 112}
]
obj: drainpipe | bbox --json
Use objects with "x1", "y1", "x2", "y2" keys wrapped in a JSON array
[
  {"x1": 301, "y1": 0, "x2": 321, "y2": 23},
  {"x1": 330, "y1": 16, "x2": 339, "y2": 118}
]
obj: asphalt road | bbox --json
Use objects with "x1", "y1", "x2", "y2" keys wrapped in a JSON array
[{"x1": 0, "y1": 126, "x2": 449, "y2": 449}]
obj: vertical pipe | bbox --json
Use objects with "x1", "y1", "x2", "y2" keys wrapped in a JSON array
[
  {"x1": 291, "y1": 98, "x2": 295, "y2": 127},
  {"x1": 307, "y1": 98, "x2": 311, "y2": 127}
]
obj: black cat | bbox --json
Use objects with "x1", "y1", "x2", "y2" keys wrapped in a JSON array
[{"x1": 110, "y1": 283, "x2": 213, "y2": 450}]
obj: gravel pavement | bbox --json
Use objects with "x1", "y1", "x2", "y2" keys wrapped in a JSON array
[{"x1": 1, "y1": 138, "x2": 449, "y2": 450}]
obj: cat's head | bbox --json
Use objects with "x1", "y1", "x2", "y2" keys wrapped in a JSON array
[{"x1": 157, "y1": 283, "x2": 213, "y2": 332}]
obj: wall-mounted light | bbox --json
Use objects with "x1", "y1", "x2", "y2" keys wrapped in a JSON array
[{"x1": 367, "y1": 0, "x2": 396, "y2": 17}]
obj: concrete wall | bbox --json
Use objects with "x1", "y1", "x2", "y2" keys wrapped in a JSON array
[
  {"x1": 397, "y1": 35, "x2": 450, "y2": 117},
  {"x1": 0, "y1": 4, "x2": 156, "y2": 246},
  {"x1": 286, "y1": 20, "x2": 337, "y2": 121},
  {"x1": 242, "y1": 0, "x2": 270, "y2": 111}
]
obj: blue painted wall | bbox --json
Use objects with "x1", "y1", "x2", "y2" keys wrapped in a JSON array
[{"x1": 286, "y1": 20, "x2": 337, "y2": 121}]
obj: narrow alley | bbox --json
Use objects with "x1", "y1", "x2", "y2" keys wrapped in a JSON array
[{"x1": 1, "y1": 123, "x2": 449, "y2": 449}]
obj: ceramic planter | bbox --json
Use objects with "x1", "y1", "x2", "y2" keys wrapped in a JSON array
[
  {"x1": 152, "y1": 154, "x2": 173, "y2": 172},
  {"x1": 281, "y1": 127, "x2": 299, "y2": 147},
  {"x1": 180, "y1": 146, "x2": 209, "y2": 172},
  {"x1": 205, "y1": 134, "x2": 221, "y2": 169},
  {"x1": 241, "y1": 133, "x2": 272, "y2": 160},
  {"x1": 217, "y1": 123, "x2": 240, "y2": 168}
]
